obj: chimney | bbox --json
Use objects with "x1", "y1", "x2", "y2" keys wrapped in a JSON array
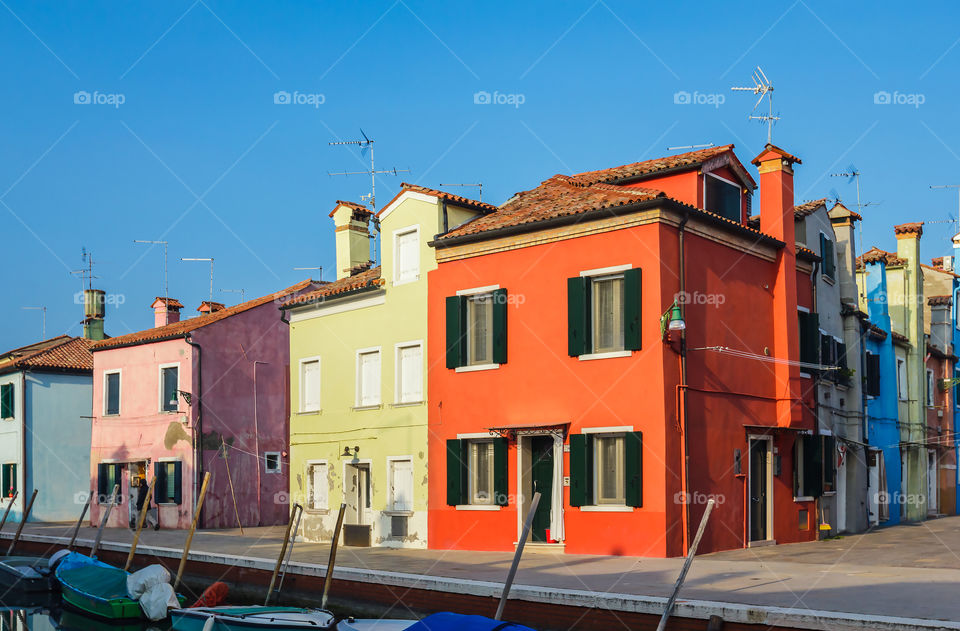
[
  {"x1": 151, "y1": 297, "x2": 182, "y2": 327},
  {"x1": 197, "y1": 301, "x2": 226, "y2": 316},
  {"x1": 83, "y1": 289, "x2": 106, "y2": 341},
  {"x1": 929, "y1": 296, "x2": 952, "y2": 352},
  {"x1": 330, "y1": 201, "x2": 372, "y2": 280},
  {"x1": 751, "y1": 144, "x2": 803, "y2": 426},
  {"x1": 828, "y1": 202, "x2": 861, "y2": 304}
]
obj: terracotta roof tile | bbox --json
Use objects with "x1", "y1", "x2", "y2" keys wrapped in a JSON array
[
  {"x1": 283, "y1": 266, "x2": 383, "y2": 307},
  {"x1": 895, "y1": 222, "x2": 924, "y2": 236},
  {"x1": 0, "y1": 336, "x2": 94, "y2": 375},
  {"x1": 795, "y1": 198, "x2": 826, "y2": 217},
  {"x1": 572, "y1": 144, "x2": 756, "y2": 188},
  {"x1": 828, "y1": 202, "x2": 862, "y2": 221},
  {"x1": 867, "y1": 324, "x2": 888, "y2": 340},
  {"x1": 892, "y1": 331, "x2": 911, "y2": 346},
  {"x1": 928, "y1": 295, "x2": 953, "y2": 306},
  {"x1": 378, "y1": 184, "x2": 497, "y2": 217},
  {"x1": 197, "y1": 301, "x2": 226, "y2": 313},
  {"x1": 328, "y1": 200, "x2": 372, "y2": 219},
  {"x1": 152, "y1": 297, "x2": 184, "y2": 309},
  {"x1": 750, "y1": 143, "x2": 802, "y2": 165},
  {"x1": 93, "y1": 279, "x2": 319, "y2": 351},
  {"x1": 858, "y1": 246, "x2": 905, "y2": 267}
]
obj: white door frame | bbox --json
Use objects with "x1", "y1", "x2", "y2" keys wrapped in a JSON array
[
  {"x1": 747, "y1": 434, "x2": 774, "y2": 544},
  {"x1": 928, "y1": 449, "x2": 939, "y2": 516},
  {"x1": 515, "y1": 432, "x2": 564, "y2": 543}
]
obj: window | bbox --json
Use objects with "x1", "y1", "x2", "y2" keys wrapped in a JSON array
[
  {"x1": 394, "y1": 227, "x2": 419, "y2": 284},
  {"x1": 955, "y1": 369, "x2": 960, "y2": 409},
  {"x1": 446, "y1": 288, "x2": 508, "y2": 369},
  {"x1": 97, "y1": 463, "x2": 124, "y2": 503},
  {"x1": 265, "y1": 452, "x2": 282, "y2": 474},
  {"x1": 568, "y1": 268, "x2": 641, "y2": 357},
  {"x1": 797, "y1": 311, "x2": 820, "y2": 372},
  {"x1": 388, "y1": 458, "x2": 414, "y2": 512},
  {"x1": 927, "y1": 369, "x2": 936, "y2": 408},
  {"x1": 154, "y1": 461, "x2": 182, "y2": 504},
  {"x1": 569, "y1": 431, "x2": 642, "y2": 508},
  {"x1": 300, "y1": 358, "x2": 321, "y2": 412},
  {"x1": 160, "y1": 365, "x2": 179, "y2": 412},
  {"x1": 704, "y1": 173, "x2": 741, "y2": 222},
  {"x1": 395, "y1": 343, "x2": 423, "y2": 404},
  {"x1": 1, "y1": 463, "x2": 16, "y2": 499},
  {"x1": 356, "y1": 349, "x2": 381, "y2": 407},
  {"x1": 0, "y1": 384, "x2": 12, "y2": 420},
  {"x1": 445, "y1": 437, "x2": 508, "y2": 506},
  {"x1": 306, "y1": 462, "x2": 328, "y2": 511},
  {"x1": 897, "y1": 358, "x2": 908, "y2": 401},
  {"x1": 820, "y1": 233, "x2": 836, "y2": 280},
  {"x1": 793, "y1": 435, "x2": 829, "y2": 499},
  {"x1": 865, "y1": 352, "x2": 881, "y2": 397},
  {"x1": 104, "y1": 371, "x2": 121, "y2": 416}
]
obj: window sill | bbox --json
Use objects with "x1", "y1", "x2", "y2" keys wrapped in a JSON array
[
  {"x1": 304, "y1": 507, "x2": 329, "y2": 515},
  {"x1": 455, "y1": 504, "x2": 501, "y2": 511},
  {"x1": 297, "y1": 410, "x2": 322, "y2": 415},
  {"x1": 794, "y1": 496, "x2": 815, "y2": 503},
  {"x1": 455, "y1": 364, "x2": 500, "y2": 373},
  {"x1": 391, "y1": 401, "x2": 424, "y2": 408},
  {"x1": 578, "y1": 351, "x2": 631, "y2": 362},
  {"x1": 579, "y1": 505, "x2": 634, "y2": 512},
  {"x1": 157, "y1": 502, "x2": 181, "y2": 507},
  {"x1": 822, "y1": 276, "x2": 836, "y2": 285},
  {"x1": 822, "y1": 491, "x2": 837, "y2": 497},
  {"x1": 384, "y1": 510, "x2": 414, "y2": 516},
  {"x1": 800, "y1": 372, "x2": 812, "y2": 379},
  {"x1": 353, "y1": 404, "x2": 382, "y2": 411}
]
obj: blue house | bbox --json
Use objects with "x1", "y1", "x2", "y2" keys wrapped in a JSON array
[{"x1": 0, "y1": 335, "x2": 94, "y2": 521}]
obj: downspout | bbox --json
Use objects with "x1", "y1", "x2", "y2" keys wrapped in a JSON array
[
  {"x1": 677, "y1": 210, "x2": 690, "y2": 555},
  {"x1": 809, "y1": 259, "x2": 821, "y2": 536},
  {"x1": 20, "y1": 371, "x2": 27, "y2": 519},
  {"x1": 253, "y1": 360, "x2": 267, "y2": 526},
  {"x1": 185, "y1": 334, "x2": 203, "y2": 528}
]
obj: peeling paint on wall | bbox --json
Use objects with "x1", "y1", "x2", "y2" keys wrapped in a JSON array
[{"x1": 163, "y1": 422, "x2": 192, "y2": 450}]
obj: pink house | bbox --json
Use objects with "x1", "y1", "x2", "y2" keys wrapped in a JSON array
[{"x1": 89, "y1": 280, "x2": 321, "y2": 529}]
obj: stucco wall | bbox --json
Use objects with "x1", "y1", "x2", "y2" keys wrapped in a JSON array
[{"x1": 0, "y1": 372, "x2": 24, "y2": 520}]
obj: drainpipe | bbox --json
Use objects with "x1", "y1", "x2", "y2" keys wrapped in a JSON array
[
  {"x1": 809, "y1": 259, "x2": 821, "y2": 536},
  {"x1": 185, "y1": 334, "x2": 203, "y2": 528},
  {"x1": 677, "y1": 209, "x2": 690, "y2": 555},
  {"x1": 20, "y1": 372, "x2": 27, "y2": 520},
  {"x1": 253, "y1": 360, "x2": 267, "y2": 526}
]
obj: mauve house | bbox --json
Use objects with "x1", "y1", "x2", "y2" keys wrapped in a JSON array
[{"x1": 88, "y1": 280, "x2": 321, "y2": 529}]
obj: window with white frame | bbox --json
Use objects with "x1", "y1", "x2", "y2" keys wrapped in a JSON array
[
  {"x1": 300, "y1": 358, "x2": 321, "y2": 412},
  {"x1": 927, "y1": 369, "x2": 935, "y2": 408},
  {"x1": 306, "y1": 462, "x2": 328, "y2": 510},
  {"x1": 265, "y1": 452, "x2": 282, "y2": 473},
  {"x1": 395, "y1": 343, "x2": 422, "y2": 404},
  {"x1": 591, "y1": 274, "x2": 625, "y2": 353},
  {"x1": 594, "y1": 434, "x2": 626, "y2": 505},
  {"x1": 388, "y1": 458, "x2": 414, "y2": 512},
  {"x1": 394, "y1": 227, "x2": 419, "y2": 284},
  {"x1": 466, "y1": 294, "x2": 494, "y2": 365},
  {"x1": 160, "y1": 365, "x2": 179, "y2": 412},
  {"x1": 897, "y1": 358, "x2": 908, "y2": 401},
  {"x1": 356, "y1": 349, "x2": 381, "y2": 407},
  {"x1": 0, "y1": 383, "x2": 13, "y2": 420},
  {"x1": 104, "y1": 371, "x2": 121, "y2": 416},
  {"x1": 468, "y1": 440, "x2": 495, "y2": 505}
]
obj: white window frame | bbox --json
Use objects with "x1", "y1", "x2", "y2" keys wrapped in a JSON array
[
  {"x1": 103, "y1": 369, "x2": 122, "y2": 416},
  {"x1": 393, "y1": 225, "x2": 421, "y2": 286},
  {"x1": 455, "y1": 285, "x2": 502, "y2": 372},
  {"x1": 264, "y1": 451, "x2": 282, "y2": 474},
  {"x1": 386, "y1": 456, "x2": 414, "y2": 513},
  {"x1": 305, "y1": 459, "x2": 329, "y2": 512},
  {"x1": 467, "y1": 439, "x2": 496, "y2": 506},
  {"x1": 355, "y1": 347, "x2": 382, "y2": 409},
  {"x1": 394, "y1": 341, "x2": 423, "y2": 405},
  {"x1": 592, "y1": 432, "x2": 627, "y2": 506},
  {"x1": 0, "y1": 382, "x2": 14, "y2": 421},
  {"x1": 465, "y1": 292, "x2": 495, "y2": 367},
  {"x1": 897, "y1": 358, "x2": 908, "y2": 401},
  {"x1": 578, "y1": 264, "x2": 632, "y2": 360},
  {"x1": 299, "y1": 356, "x2": 322, "y2": 413},
  {"x1": 158, "y1": 362, "x2": 180, "y2": 413},
  {"x1": 927, "y1": 369, "x2": 935, "y2": 408}
]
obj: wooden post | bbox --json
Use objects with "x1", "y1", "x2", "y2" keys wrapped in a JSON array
[
  {"x1": 265, "y1": 503, "x2": 301, "y2": 605},
  {"x1": 320, "y1": 503, "x2": 347, "y2": 610},
  {"x1": 706, "y1": 614, "x2": 725, "y2": 630},
  {"x1": 0, "y1": 491, "x2": 19, "y2": 533},
  {"x1": 91, "y1": 484, "x2": 119, "y2": 557},
  {"x1": 124, "y1": 477, "x2": 156, "y2": 571},
  {"x1": 495, "y1": 491, "x2": 540, "y2": 621},
  {"x1": 67, "y1": 491, "x2": 92, "y2": 550},
  {"x1": 221, "y1": 438, "x2": 243, "y2": 534},
  {"x1": 174, "y1": 471, "x2": 210, "y2": 591},
  {"x1": 656, "y1": 498, "x2": 716, "y2": 631},
  {"x1": 275, "y1": 504, "x2": 304, "y2": 598},
  {"x1": 6, "y1": 489, "x2": 38, "y2": 556}
]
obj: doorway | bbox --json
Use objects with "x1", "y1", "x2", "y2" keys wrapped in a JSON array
[
  {"x1": 344, "y1": 462, "x2": 370, "y2": 525},
  {"x1": 517, "y1": 433, "x2": 562, "y2": 544},
  {"x1": 529, "y1": 437, "x2": 553, "y2": 542},
  {"x1": 928, "y1": 450, "x2": 938, "y2": 516},
  {"x1": 126, "y1": 461, "x2": 147, "y2": 528},
  {"x1": 748, "y1": 437, "x2": 772, "y2": 543}
]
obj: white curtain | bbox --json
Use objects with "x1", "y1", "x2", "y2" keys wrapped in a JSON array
[{"x1": 551, "y1": 434, "x2": 565, "y2": 542}]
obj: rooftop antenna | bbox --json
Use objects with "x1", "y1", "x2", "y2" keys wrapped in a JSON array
[
  {"x1": 181, "y1": 257, "x2": 214, "y2": 303},
  {"x1": 329, "y1": 129, "x2": 410, "y2": 263},
  {"x1": 666, "y1": 143, "x2": 714, "y2": 151},
  {"x1": 21, "y1": 306, "x2": 46, "y2": 339},
  {"x1": 70, "y1": 247, "x2": 99, "y2": 291},
  {"x1": 830, "y1": 165, "x2": 878, "y2": 301},
  {"x1": 134, "y1": 239, "x2": 170, "y2": 323},
  {"x1": 293, "y1": 266, "x2": 323, "y2": 281},
  {"x1": 220, "y1": 288, "x2": 246, "y2": 304},
  {"x1": 930, "y1": 185, "x2": 960, "y2": 238},
  {"x1": 731, "y1": 66, "x2": 779, "y2": 144},
  {"x1": 438, "y1": 183, "x2": 483, "y2": 201}
]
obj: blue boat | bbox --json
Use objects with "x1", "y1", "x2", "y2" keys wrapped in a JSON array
[{"x1": 337, "y1": 613, "x2": 536, "y2": 631}]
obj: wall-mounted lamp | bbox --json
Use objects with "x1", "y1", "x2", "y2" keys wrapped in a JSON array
[
  {"x1": 660, "y1": 300, "x2": 686, "y2": 342},
  {"x1": 178, "y1": 390, "x2": 193, "y2": 405}
]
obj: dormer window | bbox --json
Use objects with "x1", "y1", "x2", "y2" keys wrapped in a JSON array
[{"x1": 704, "y1": 173, "x2": 741, "y2": 222}]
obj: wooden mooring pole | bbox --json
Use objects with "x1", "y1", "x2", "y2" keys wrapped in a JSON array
[
  {"x1": 174, "y1": 471, "x2": 211, "y2": 591},
  {"x1": 320, "y1": 503, "x2": 347, "y2": 610},
  {"x1": 6, "y1": 489, "x2": 37, "y2": 555},
  {"x1": 265, "y1": 503, "x2": 302, "y2": 605},
  {"x1": 124, "y1": 476, "x2": 157, "y2": 571},
  {"x1": 67, "y1": 491, "x2": 92, "y2": 550},
  {"x1": 91, "y1": 484, "x2": 119, "y2": 557},
  {"x1": 0, "y1": 491, "x2": 19, "y2": 533},
  {"x1": 656, "y1": 498, "x2": 716, "y2": 631},
  {"x1": 495, "y1": 491, "x2": 541, "y2": 621}
]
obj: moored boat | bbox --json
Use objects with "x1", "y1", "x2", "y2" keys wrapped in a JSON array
[
  {"x1": 337, "y1": 613, "x2": 535, "y2": 631},
  {"x1": 171, "y1": 606, "x2": 335, "y2": 630},
  {"x1": 0, "y1": 555, "x2": 60, "y2": 593}
]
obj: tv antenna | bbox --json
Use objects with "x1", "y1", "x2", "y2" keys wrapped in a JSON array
[
  {"x1": 293, "y1": 266, "x2": 323, "y2": 281},
  {"x1": 220, "y1": 288, "x2": 246, "y2": 304},
  {"x1": 666, "y1": 143, "x2": 714, "y2": 151},
  {"x1": 181, "y1": 257, "x2": 214, "y2": 303},
  {"x1": 21, "y1": 306, "x2": 46, "y2": 339},
  {"x1": 134, "y1": 239, "x2": 169, "y2": 306},
  {"x1": 439, "y1": 183, "x2": 483, "y2": 201},
  {"x1": 731, "y1": 66, "x2": 779, "y2": 143},
  {"x1": 930, "y1": 185, "x2": 960, "y2": 237},
  {"x1": 70, "y1": 247, "x2": 99, "y2": 290},
  {"x1": 831, "y1": 165, "x2": 879, "y2": 301}
]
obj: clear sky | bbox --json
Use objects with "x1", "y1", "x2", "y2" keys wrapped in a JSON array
[{"x1": 1, "y1": 1, "x2": 958, "y2": 350}]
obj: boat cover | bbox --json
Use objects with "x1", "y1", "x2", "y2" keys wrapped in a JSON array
[
  {"x1": 403, "y1": 613, "x2": 536, "y2": 631},
  {"x1": 56, "y1": 552, "x2": 130, "y2": 600}
]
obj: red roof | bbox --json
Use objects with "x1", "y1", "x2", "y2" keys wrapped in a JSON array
[
  {"x1": 152, "y1": 297, "x2": 184, "y2": 309},
  {"x1": 0, "y1": 335, "x2": 94, "y2": 375},
  {"x1": 858, "y1": 246, "x2": 905, "y2": 267},
  {"x1": 572, "y1": 144, "x2": 756, "y2": 189},
  {"x1": 283, "y1": 266, "x2": 383, "y2": 307},
  {"x1": 93, "y1": 279, "x2": 319, "y2": 351},
  {"x1": 751, "y1": 143, "x2": 802, "y2": 166},
  {"x1": 895, "y1": 222, "x2": 924, "y2": 236},
  {"x1": 929, "y1": 295, "x2": 953, "y2": 306},
  {"x1": 794, "y1": 198, "x2": 826, "y2": 217},
  {"x1": 328, "y1": 200, "x2": 372, "y2": 219},
  {"x1": 378, "y1": 184, "x2": 497, "y2": 217}
]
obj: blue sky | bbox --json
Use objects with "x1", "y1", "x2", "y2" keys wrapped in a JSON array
[{"x1": 1, "y1": 1, "x2": 958, "y2": 350}]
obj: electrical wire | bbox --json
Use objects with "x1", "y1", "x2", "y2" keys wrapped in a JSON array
[{"x1": 690, "y1": 345, "x2": 842, "y2": 372}]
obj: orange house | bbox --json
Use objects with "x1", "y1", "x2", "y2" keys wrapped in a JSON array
[{"x1": 426, "y1": 144, "x2": 823, "y2": 557}]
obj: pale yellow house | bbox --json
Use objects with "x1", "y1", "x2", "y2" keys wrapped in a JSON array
[{"x1": 284, "y1": 187, "x2": 494, "y2": 547}]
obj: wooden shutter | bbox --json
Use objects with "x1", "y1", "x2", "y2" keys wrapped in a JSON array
[
  {"x1": 0, "y1": 384, "x2": 12, "y2": 419},
  {"x1": 171, "y1": 462, "x2": 183, "y2": 505},
  {"x1": 153, "y1": 462, "x2": 165, "y2": 503},
  {"x1": 492, "y1": 289, "x2": 508, "y2": 365},
  {"x1": 359, "y1": 352, "x2": 380, "y2": 406},
  {"x1": 390, "y1": 460, "x2": 414, "y2": 512},
  {"x1": 798, "y1": 312, "x2": 820, "y2": 366},
  {"x1": 623, "y1": 268, "x2": 642, "y2": 351},
  {"x1": 569, "y1": 434, "x2": 593, "y2": 506},
  {"x1": 446, "y1": 439, "x2": 464, "y2": 505},
  {"x1": 396, "y1": 230, "x2": 419, "y2": 282},
  {"x1": 625, "y1": 431, "x2": 643, "y2": 507},
  {"x1": 98, "y1": 463, "x2": 108, "y2": 499},
  {"x1": 567, "y1": 277, "x2": 589, "y2": 357},
  {"x1": 445, "y1": 296, "x2": 466, "y2": 369},
  {"x1": 399, "y1": 345, "x2": 422, "y2": 403},
  {"x1": 866, "y1": 353, "x2": 881, "y2": 396},
  {"x1": 493, "y1": 437, "x2": 508, "y2": 506},
  {"x1": 302, "y1": 360, "x2": 321, "y2": 411},
  {"x1": 802, "y1": 435, "x2": 823, "y2": 497}
]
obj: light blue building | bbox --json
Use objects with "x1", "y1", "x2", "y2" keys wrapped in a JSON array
[{"x1": 0, "y1": 335, "x2": 94, "y2": 522}]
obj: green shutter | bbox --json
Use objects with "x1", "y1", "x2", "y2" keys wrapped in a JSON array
[
  {"x1": 173, "y1": 462, "x2": 183, "y2": 505},
  {"x1": 798, "y1": 311, "x2": 820, "y2": 366},
  {"x1": 154, "y1": 462, "x2": 166, "y2": 503},
  {"x1": 2, "y1": 465, "x2": 10, "y2": 498},
  {"x1": 803, "y1": 435, "x2": 823, "y2": 497},
  {"x1": 492, "y1": 289, "x2": 508, "y2": 365},
  {"x1": 625, "y1": 431, "x2": 643, "y2": 507},
  {"x1": 97, "y1": 463, "x2": 107, "y2": 499},
  {"x1": 493, "y1": 437, "x2": 508, "y2": 506},
  {"x1": 623, "y1": 268, "x2": 642, "y2": 351},
  {"x1": 823, "y1": 436, "x2": 836, "y2": 492},
  {"x1": 567, "y1": 277, "x2": 589, "y2": 357},
  {"x1": 0, "y1": 384, "x2": 13, "y2": 419},
  {"x1": 445, "y1": 296, "x2": 465, "y2": 369},
  {"x1": 569, "y1": 434, "x2": 592, "y2": 506},
  {"x1": 446, "y1": 439, "x2": 464, "y2": 505}
]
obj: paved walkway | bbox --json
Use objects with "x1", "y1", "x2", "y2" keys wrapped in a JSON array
[{"x1": 9, "y1": 517, "x2": 960, "y2": 625}]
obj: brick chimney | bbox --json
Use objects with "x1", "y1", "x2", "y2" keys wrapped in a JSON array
[
  {"x1": 330, "y1": 201, "x2": 372, "y2": 280},
  {"x1": 751, "y1": 144, "x2": 803, "y2": 426},
  {"x1": 929, "y1": 295, "x2": 953, "y2": 352},
  {"x1": 151, "y1": 297, "x2": 182, "y2": 327},
  {"x1": 197, "y1": 301, "x2": 226, "y2": 316},
  {"x1": 828, "y1": 203, "x2": 861, "y2": 304}
]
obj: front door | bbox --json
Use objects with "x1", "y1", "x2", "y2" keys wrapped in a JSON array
[
  {"x1": 749, "y1": 439, "x2": 771, "y2": 542},
  {"x1": 530, "y1": 437, "x2": 554, "y2": 542},
  {"x1": 345, "y1": 463, "x2": 370, "y2": 525}
]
